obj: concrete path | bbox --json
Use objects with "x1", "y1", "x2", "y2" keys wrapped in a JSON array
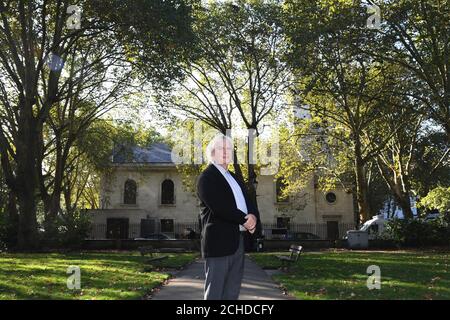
[{"x1": 150, "y1": 255, "x2": 295, "y2": 300}]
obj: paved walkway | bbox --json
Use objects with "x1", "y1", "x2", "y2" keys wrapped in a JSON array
[{"x1": 150, "y1": 255, "x2": 295, "y2": 300}]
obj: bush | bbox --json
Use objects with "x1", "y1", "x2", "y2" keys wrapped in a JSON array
[
  {"x1": 418, "y1": 186, "x2": 450, "y2": 214},
  {"x1": 0, "y1": 209, "x2": 18, "y2": 251},
  {"x1": 53, "y1": 209, "x2": 92, "y2": 249},
  {"x1": 0, "y1": 212, "x2": 7, "y2": 252},
  {"x1": 386, "y1": 215, "x2": 450, "y2": 247}
]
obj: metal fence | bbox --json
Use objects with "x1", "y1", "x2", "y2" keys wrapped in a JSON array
[
  {"x1": 89, "y1": 224, "x2": 107, "y2": 239},
  {"x1": 88, "y1": 221, "x2": 201, "y2": 240},
  {"x1": 88, "y1": 221, "x2": 355, "y2": 240},
  {"x1": 261, "y1": 223, "x2": 355, "y2": 239}
]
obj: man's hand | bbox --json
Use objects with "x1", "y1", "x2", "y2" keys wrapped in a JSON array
[{"x1": 243, "y1": 214, "x2": 257, "y2": 231}]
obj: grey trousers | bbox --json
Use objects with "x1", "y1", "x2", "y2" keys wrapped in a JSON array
[{"x1": 204, "y1": 233, "x2": 245, "y2": 300}]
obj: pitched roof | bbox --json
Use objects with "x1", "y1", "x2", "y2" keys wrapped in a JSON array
[{"x1": 112, "y1": 142, "x2": 174, "y2": 164}]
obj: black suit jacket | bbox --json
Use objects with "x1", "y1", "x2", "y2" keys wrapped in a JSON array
[{"x1": 196, "y1": 163, "x2": 260, "y2": 258}]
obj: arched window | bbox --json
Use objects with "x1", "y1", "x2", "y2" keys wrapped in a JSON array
[
  {"x1": 161, "y1": 179, "x2": 175, "y2": 204},
  {"x1": 276, "y1": 177, "x2": 289, "y2": 203},
  {"x1": 124, "y1": 179, "x2": 137, "y2": 204}
]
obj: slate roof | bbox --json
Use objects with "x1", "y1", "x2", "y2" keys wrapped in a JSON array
[{"x1": 112, "y1": 142, "x2": 174, "y2": 164}]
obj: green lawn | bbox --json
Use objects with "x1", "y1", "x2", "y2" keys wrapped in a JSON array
[
  {"x1": 0, "y1": 251, "x2": 198, "y2": 300},
  {"x1": 249, "y1": 249, "x2": 450, "y2": 300}
]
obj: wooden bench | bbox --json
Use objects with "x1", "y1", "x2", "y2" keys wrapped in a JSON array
[
  {"x1": 276, "y1": 245, "x2": 303, "y2": 271},
  {"x1": 138, "y1": 246, "x2": 155, "y2": 256},
  {"x1": 138, "y1": 246, "x2": 169, "y2": 264},
  {"x1": 145, "y1": 255, "x2": 169, "y2": 264},
  {"x1": 158, "y1": 247, "x2": 186, "y2": 253}
]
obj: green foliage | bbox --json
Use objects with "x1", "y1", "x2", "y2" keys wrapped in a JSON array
[
  {"x1": 165, "y1": 119, "x2": 206, "y2": 193},
  {"x1": 411, "y1": 132, "x2": 450, "y2": 197},
  {"x1": 53, "y1": 209, "x2": 92, "y2": 249},
  {"x1": 156, "y1": 0, "x2": 289, "y2": 131},
  {"x1": 276, "y1": 119, "x2": 343, "y2": 202},
  {"x1": 0, "y1": 211, "x2": 18, "y2": 252},
  {"x1": 282, "y1": 0, "x2": 448, "y2": 221},
  {"x1": 0, "y1": 212, "x2": 7, "y2": 252},
  {"x1": 0, "y1": 196, "x2": 18, "y2": 251},
  {"x1": 0, "y1": 166, "x2": 11, "y2": 250},
  {"x1": 418, "y1": 187, "x2": 450, "y2": 214},
  {"x1": 85, "y1": 0, "x2": 198, "y2": 88},
  {"x1": 70, "y1": 119, "x2": 167, "y2": 210},
  {"x1": 77, "y1": 119, "x2": 165, "y2": 169},
  {"x1": 386, "y1": 217, "x2": 450, "y2": 246}
]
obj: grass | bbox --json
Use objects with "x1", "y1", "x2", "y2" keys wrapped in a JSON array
[
  {"x1": 248, "y1": 249, "x2": 450, "y2": 300},
  {"x1": 0, "y1": 251, "x2": 198, "y2": 300}
]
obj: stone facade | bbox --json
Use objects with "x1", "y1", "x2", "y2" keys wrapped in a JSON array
[{"x1": 86, "y1": 143, "x2": 356, "y2": 239}]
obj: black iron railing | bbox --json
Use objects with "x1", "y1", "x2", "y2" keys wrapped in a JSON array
[{"x1": 88, "y1": 221, "x2": 355, "y2": 240}]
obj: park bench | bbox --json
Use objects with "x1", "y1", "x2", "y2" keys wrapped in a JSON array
[
  {"x1": 138, "y1": 246, "x2": 169, "y2": 264},
  {"x1": 276, "y1": 245, "x2": 303, "y2": 271},
  {"x1": 138, "y1": 246, "x2": 155, "y2": 256}
]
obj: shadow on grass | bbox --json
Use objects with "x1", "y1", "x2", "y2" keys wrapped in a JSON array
[
  {"x1": 0, "y1": 251, "x2": 199, "y2": 300},
  {"x1": 249, "y1": 251, "x2": 450, "y2": 300}
]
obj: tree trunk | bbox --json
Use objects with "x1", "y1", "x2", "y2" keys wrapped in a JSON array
[
  {"x1": 6, "y1": 191, "x2": 19, "y2": 247},
  {"x1": 392, "y1": 185, "x2": 414, "y2": 219},
  {"x1": 355, "y1": 154, "x2": 371, "y2": 223},
  {"x1": 16, "y1": 174, "x2": 39, "y2": 250},
  {"x1": 43, "y1": 194, "x2": 61, "y2": 242},
  {"x1": 396, "y1": 195, "x2": 414, "y2": 219},
  {"x1": 232, "y1": 140, "x2": 262, "y2": 243},
  {"x1": 15, "y1": 105, "x2": 39, "y2": 250},
  {"x1": 232, "y1": 145, "x2": 244, "y2": 185},
  {"x1": 246, "y1": 130, "x2": 262, "y2": 240},
  {"x1": 40, "y1": 137, "x2": 71, "y2": 243},
  {"x1": 232, "y1": 143, "x2": 259, "y2": 211}
]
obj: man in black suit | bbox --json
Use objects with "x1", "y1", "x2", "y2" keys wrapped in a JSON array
[{"x1": 197, "y1": 134, "x2": 259, "y2": 300}]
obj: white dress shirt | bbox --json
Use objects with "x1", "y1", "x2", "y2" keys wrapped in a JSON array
[{"x1": 212, "y1": 161, "x2": 248, "y2": 231}]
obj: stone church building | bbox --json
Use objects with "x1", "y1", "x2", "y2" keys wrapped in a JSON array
[{"x1": 87, "y1": 142, "x2": 356, "y2": 240}]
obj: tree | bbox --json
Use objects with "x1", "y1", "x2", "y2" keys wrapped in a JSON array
[
  {"x1": 418, "y1": 186, "x2": 450, "y2": 214},
  {"x1": 283, "y1": 0, "x2": 409, "y2": 222},
  {"x1": 61, "y1": 118, "x2": 165, "y2": 214},
  {"x1": 0, "y1": 0, "x2": 195, "y2": 249},
  {"x1": 362, "y1": 0, "x2": 450, "y2": 142},
  {"x1": 157, "y1": 0, "x2": 291, "y2": 224},
  {"x1": 370, "y1": 69, "x2": 425, "y2": 219},
  {"x1": 411, "y1": 131, "x2": 450, "y2": 198}
]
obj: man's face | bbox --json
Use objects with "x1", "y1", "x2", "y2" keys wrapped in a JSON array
[{"x1": 212, "y1": 138, "x2": 233, "y2": 166}]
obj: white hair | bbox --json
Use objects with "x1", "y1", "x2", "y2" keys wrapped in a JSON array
[{"x1": 205, "y1": 133, "x2": 234, "y2": 163}]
